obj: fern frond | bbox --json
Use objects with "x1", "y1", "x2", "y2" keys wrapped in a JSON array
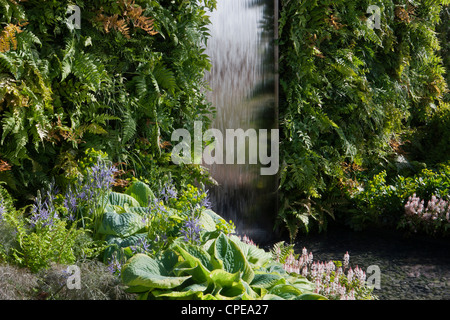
[
  {"x1": 270, "y1": 241, "x2": 295, "y2": 263},
  {"x1": 121, "y1": 109, "x2": 136, "y2": 144},
  {"x1": 0, "y1": 52, "x2": 20, "y2": 77},
  {"x1": 153, "y1": 63, "x2": 176, "y2": 95},
  {"x1": 94, "y1": 0, "x2": 158, "y2": 39}
]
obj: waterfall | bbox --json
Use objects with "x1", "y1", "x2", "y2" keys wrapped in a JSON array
[{"x1": 204, "y1": 0, "x2": 278, "y2": 243}]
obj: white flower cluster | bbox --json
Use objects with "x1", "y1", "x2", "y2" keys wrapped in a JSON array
[
  {"x1": 405, "y1": 194, "x2": 450, "y2": 224},
  {"x1": 281, "y1": 248, "x2": 369, "y2": 300}
]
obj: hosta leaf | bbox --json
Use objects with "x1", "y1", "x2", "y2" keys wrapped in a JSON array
[
  {"x1": 122, "y1": 254, "x2": 191, "y2": 290},
  {"x1": 268, "y1": 284, "x2": 304, "y2": 300},
  {"x1": 230, "y1": 236, "x2": 272, "y2": 267},
  {"x1": 108, "y1": 191, "x2": 140, "y2": 208},
  {"x1": 152, "y1": 289, "x2": 204, "y2": 299},
  {"x1": 202, "y1": 209, "x2": 225, "y2": 225},
  {"x1": 215, "y1": 281, "x2": 246, "y2": 299},
  {"x1": 294, "y1": 293, "x2": 327, "y2": 300},
  {"x1": 199, "y1": 210, "x2": 216, "y2": 232},
  {"x1": 125, "y1": 181, "x2": 156, "y2": 207},
  {"x1": 127, "y1": 206, "x2": 152, "y2": 216},
  {"x1": 209, "y1": 233, "x2": 254, "y2": 283},
  {"x1": 98, "y1": 211, "x2": 145, "y2": 237},
  {"x1": 209, "y1": 269, "x2": 241, "y2": 288},
  {"x1": 262, "y1": 294, "x2": 285, "y2": 300},
  {"x1": 173, "y1": 243, "x2": 214, "y2": 282},
  {"x1": 250, "y1": 273, "x2": 285, "y2": 289},
  {"x1": 103, "y1": 233, "x2": 148, "y2": 262},
  {"x1": 291, "y1": 277, "x2": 316, "y2": 292}
]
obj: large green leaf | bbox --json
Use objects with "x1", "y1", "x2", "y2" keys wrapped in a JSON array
[
  {"x1": 173, "y1": 243, "x2": 214, "y2": 282},
  {"x1": 294, "y1": 293, "x2": 327, "y2": 300},
  {"x1": 121, "y1": 254, "x2": 191, "y2": 290},
  {"x1": 202, "y1": 209, "x2": 225, "y2": 225},
  {"x1": 127, "y1": 206, "x2": 152, "y2": 216},
  {"x1": 268, "y1": 284, "x2": 304, "y2": 300},
  {"x1": 209, "y1": 269, "x2": 241, "y2": 288},
  {"x1": 209, "y1": 233, "x2": 254, "y2": 283},
  {"x1": 103, "y1": 233, "x2": 148, "y2": 262},
  {"x1": 250, "y1": 272, "x2": 285, "y2": 289},
  {"x1": 98, "y1": 211, "x2": 145, "y2": 237},
  {"x1": 152, "y1": 289, "x2": 204, "y2": 299},
  {"x1": 230, "y1": 235, "x2": 272, "y2": 267},
  {"x1": 125, "y1": 181, "x2": 156, "y2": 207},
  {"x1": 108, "y1": 192, "x2": 140, "y2": 208},
  {"x1": 291, "y1": 277, "x2": 316, "y2": 293},
  {"x1": 198, "y1": 210, "x2": 216, "y2": 232}
]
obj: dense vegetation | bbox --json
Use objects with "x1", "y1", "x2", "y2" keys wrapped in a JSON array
[
  {"x1": 0, "y1": 0, "x2": 448, "y2": 300},
  {"x1": 278, "y1": 0, "x2": 449, "y2": 240},
  {"x1": 0, "y1": 0, "x2": 215, "y2": 201}
]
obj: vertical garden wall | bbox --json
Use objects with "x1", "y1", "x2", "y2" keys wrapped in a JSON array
[
  {"x1": 0, "y1": 0, "x2": 216, "y2": 201},
  {"x1": 277, "y1": 0, "x2": 449, "y2": 239}
]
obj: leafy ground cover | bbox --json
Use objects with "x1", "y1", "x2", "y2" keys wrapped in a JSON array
[{"x1": 0, "y1": 152, "x2": 376, "y2": 300}]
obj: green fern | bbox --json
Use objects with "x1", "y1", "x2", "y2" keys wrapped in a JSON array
[{"x1": 270, "y1": 241, "x2": 296, "y2": 263}]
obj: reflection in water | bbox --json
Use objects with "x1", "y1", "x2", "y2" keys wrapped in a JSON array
[{"x1": 204, "y1": 0, "x2": 278, "y2": 242}]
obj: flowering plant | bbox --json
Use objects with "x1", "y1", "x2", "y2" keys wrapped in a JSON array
[
  {"x1": 63, "y1": 156, "x2": 118, "y2": 234},
  {"x1": 272, "y1": 242, "x2": 376, "y2": 300},
  {"x1": 399, "y1": 193, "x2": 450, "y2": 236}
]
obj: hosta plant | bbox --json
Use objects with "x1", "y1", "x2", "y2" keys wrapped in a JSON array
[{"x1": 121, "y1": 232, "x2": 326, "y2": 300}]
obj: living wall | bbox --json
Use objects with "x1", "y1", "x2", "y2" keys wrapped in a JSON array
[
  {"x1": 0, "y1": 0, "x2": 215, "y2": 201},
  {"x1": 277, "y1": 0, "x2": 449, "y2": 240}
]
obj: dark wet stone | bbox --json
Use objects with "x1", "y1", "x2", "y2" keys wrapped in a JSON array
[{"x1": 265, "y1": 225, "x2": 450, "y2": 300}]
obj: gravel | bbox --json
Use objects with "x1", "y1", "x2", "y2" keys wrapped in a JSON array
[{"x1": 266, "y1": 226, "x2": 450, "y2": 300}]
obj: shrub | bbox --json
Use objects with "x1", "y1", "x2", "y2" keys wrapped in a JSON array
[{"x1": 346, "y1": 162, "x2": 450, "y2": 231}]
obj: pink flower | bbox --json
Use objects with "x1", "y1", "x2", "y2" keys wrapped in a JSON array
[
  {"x1": 347, "y1": 268, "x2": 354, "y2": 282},
  {"x1": 343, "y1": 251, "x2": 350, "y2": 268},
  {"x1": 302, "y1": 266, "x2": 308, "y2": 277}
]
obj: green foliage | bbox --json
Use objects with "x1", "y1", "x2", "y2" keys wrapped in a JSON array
[
  {"x1": 11, "y1": 217, "x2": 82, "y2": 273},
  {"x1": 278, "y1": 0, "x2": 449, "y2": 239},
  {"x1": 0, "y1": 0, "x2": 216, "y2": 202},
  {"x1": 404, "y1": 102, "x2": 450, "y2": 165},
  {"x1": 436, "y1": 5, "x2": 449, "y2": 101},
  {"x1": 121, "y1": 232, "x2": 325, "y2": 300},
  {"x1": 347, "y1": 162, "x2": 450, "y2": 231},
  {"x1": 0, "y1": 197, "x2": 90, "y2": 273}
]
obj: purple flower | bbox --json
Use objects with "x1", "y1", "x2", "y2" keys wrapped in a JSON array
[
  {"x1": 160, "y1": 184, "x2": 178, "y2": 203},
  {"x1": 88, "y1": 159, "x2": 118, "y2": 190},
  {"x1": 180, "y1": 216, "x2": 202, "y2": 245},
  {"x1": 199, "y1": 190, "x2": 212, "y2": 209},
  {"x1": 64, "y1": 186, "x2": 78, "y2": 215},
  {"x1": 30, "y1": 190, "x2": 59, "y2": 228},
  {"x1": 107, "y1": 255, "x2": 122, "y2": 277},
  {"x1": 131, "y1": 237, "x2": 151, "y2": 254},
  {"x1": 150, "y1": 198, "x2": 168, "y2": 214}
]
